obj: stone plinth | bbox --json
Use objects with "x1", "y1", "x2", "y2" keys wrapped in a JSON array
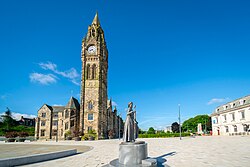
[{"x1": 119, "y1": 141, "x2": 148, "y2": 165}]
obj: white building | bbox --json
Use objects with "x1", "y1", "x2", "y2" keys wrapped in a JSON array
[
  {"x1": 164, "y1": 126, "x2": 172, "y2": 133},
  {"x1": 211, "y1": 95, "x2": 250, "y2": 136}
]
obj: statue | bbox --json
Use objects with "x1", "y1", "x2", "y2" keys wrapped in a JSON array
[
  {"x1": 123, "y1": 102, "x2": 136, "y2": 142},
  {"x1": 109, "y1": 102, "x2": 157, "y2": 166}
]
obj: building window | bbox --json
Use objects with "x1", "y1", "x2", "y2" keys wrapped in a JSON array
[
  {"x1": 231, "y1": 113, "x2": 235, "y2": 122},
  {"x1": 70, "y1": 120, "x2": 75, "y2": 127},
  {"x1": 233, "y1": 125, "x2": 237, "y2": 132},
  {"x1": 86, "y1": 64, "x2": 91, "y2": 79},
  {"x1": 42, "y1": 113, "x2": 46, "y2": 118},
  {"x1": 41, "y1": 130, "x2": 45, "y2": 136},
  {"x1": 217, "y1": 109, "x2": 219, "y2": 112},
  {"x1": 88, "y1": 126, "x2": 92, "y2": 133},
  {"x1": 53, "y1": 113, "x2": 58, "y2": 118},
  {"x1": 233, "y1": 103, "x2": 236, "y2": 107},
  {"x1": 92, "y1": 64, "x2": 97, "y2": 79},
  {"x1": 52, "y1": 130, "x2": 57, "y2": 136},
  {"x1": 243, "y1": 124, "x2": 248, "y2": 132},
  {"x1": 71, "y1": 110, "x2": 75, "y2": 116},
  {"x1": 226, "y1": 106, "x2": 228, "y2": 109},
  {"x1": 243, "y1": 100, "x2": 246, "y2": 104},
  {"x1": 88, "y1": 101, "x2": 93, "y2": 110},
  {"x1": 213, "y1": 117, "x2": 218, "y2": 124},
  {"x1": 53, "y1": 121, "x2": 58, "y2": 126},
  {"x1": 92, "y1": 29, "x2": 95, "y2": 37},
  {"x1": 225, "y1": 126, "x2": 229, "y2": 133},
  {"x1": 223, "y1": 115, "x2": 227, "y2": 123},
  {"x1": 65, "y1": 122, "x2": 69, "y2": 130},
  {"x1": 65, "y1": 110, "x2": 69, "y2": 118},
  {"x1": 88, "y1": 113, "x2": 94, "y2": 121},
  {"x1": 41, "y1": 121, "x2": 46, "y2": 126},
  {"x1": 240, "y1": 111, "x2": 245, "y2": 119}
]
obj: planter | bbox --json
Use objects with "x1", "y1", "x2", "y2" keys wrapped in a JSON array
[
  {"x1": 66, "y1": 136, "x2": 72, "y2": 140},
  {"x1": 17, "y1": 138, "x2": 26, "y2": 142},
  {"x1": 6, "y1": 138, "x2": 16, "y2": 142},
  {"x1": 75, "y1": 137, "x2": 81, "y2": 141},
  {"x1": 89, "y1": 136, "x2": 94, "y2": 140}
]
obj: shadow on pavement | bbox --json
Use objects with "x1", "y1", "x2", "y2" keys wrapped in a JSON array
[{"x1": 151, "y1": 151, "x2": 176, "y2": 167}]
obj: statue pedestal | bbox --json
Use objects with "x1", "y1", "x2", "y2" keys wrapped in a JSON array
[
  {"x1": 119, "y1": 141, "x2": 147, "y2": 165},
  {"x1": 109, "y1": 141, "x2": 157, "y2": 167}
]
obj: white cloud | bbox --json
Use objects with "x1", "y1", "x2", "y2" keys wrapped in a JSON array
[
  {"x1": 112, "y1": 101, "x2": 118, "y2": 107},
  {"x1": 207, "y1": 98, "x2": 230, "y2": 105},
  {"x1": 39, "y1": 62, "x2": 57, "y2": 71},
  {"x1": 52, "y1": 104, "x2": 63, "y2": 106},
  {"x1": 29, "y1": 73, "x2": 57, "y2": 85},
  {"x1": 0, "y1": 112, "x2": 36, "y2": 121},
  {"x1": 71, "y1": 78, "x2": 80, "y2": 86},
  {"x1": 38, "y1": 61, "x2": 80, "y2": 85}
]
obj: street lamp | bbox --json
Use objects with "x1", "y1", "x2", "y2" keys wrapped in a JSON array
[
  {"x1": 118, "y1": 112, "x2": 121, "y2": 140},
  {"x1": 56, "y1": 118, "x2": 58, "y2": 142},
  {"x1": 178, "y1": 104, "x2": 182, "y2": 140}
]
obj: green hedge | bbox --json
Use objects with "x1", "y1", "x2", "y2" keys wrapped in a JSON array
[
  {"x1": 138, "y1": 132, "x2": 190, "y2": 138},
  {"x1": 0, "y1": 125, "x2": 35, "y2": 136}
]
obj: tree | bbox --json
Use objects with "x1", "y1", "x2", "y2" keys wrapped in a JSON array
[
  {"x1": 1, "y1": 107, "x2": 16, "y2": 131},
  {"x1": 182, "y1": 115, "x2": 212, "y2": 133},
  {"x1": 171, "y1": 122, "x2": 180, "y2": 133},
  {"x1": 147, "y1": 127, "x2": 155, "y2": 134},
  {"x1": 138, "y1": 128, "x2": 146, "y2": 134}
]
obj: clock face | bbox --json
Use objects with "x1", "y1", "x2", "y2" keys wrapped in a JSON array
[{"x1": 87, "y1": 46, "x2": 96, "y2": 54}]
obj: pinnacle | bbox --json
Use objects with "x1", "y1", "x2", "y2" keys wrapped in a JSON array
[{"x1": 92, "y1": 12, "x2": 100, "y2": 25}]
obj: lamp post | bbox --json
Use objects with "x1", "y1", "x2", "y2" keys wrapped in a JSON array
[
  {"x1": 178, "y1": 104, "x2": 182, "y2": 140},
  {"x1": 205, "y1": 118, "x2": 207, "y2": 134},
  {"x1": 118, "y1": 112, "x2": 121, "y2": 140},
  {"x1": 56, "y1": 118, "x2": 58, "y2": 142}
]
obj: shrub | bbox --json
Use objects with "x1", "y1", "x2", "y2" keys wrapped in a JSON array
[
  {"x1": 82, "y1": 133, "x2": 97, "y2": 140},
  {"x1": 138, "y1": 132, "x2": 190, "y2": 138},
  {"x1": 18, "y1": 132, "x2": 29, "y2": 137},
  {"x1": 5, "y1": 131, "x2": 18, "y2": 138},
  {"x1": 65, "y1": 130, "x2": 72, "y2": 137}
]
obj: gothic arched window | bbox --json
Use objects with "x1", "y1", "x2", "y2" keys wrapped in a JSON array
[
  {"x1": 86, "y1": 64, "x2": 90, "y2": 79},
  {"x1": 92, "y1": 64, "x2": 97, "y2": 79},
  {"x1": 92, "y1": 29, "x2": 95, "y2": 37},
  {"x1": 88, "y1": 101, "x2": 93, "y2": 110},
  {"x1": 70, "y1": 110, "x2": 75, "y2": 116}
]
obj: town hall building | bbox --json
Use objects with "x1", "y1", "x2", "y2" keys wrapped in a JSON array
[{"x1": 35, "y1": 13, "x2": 124, "y2": 140}]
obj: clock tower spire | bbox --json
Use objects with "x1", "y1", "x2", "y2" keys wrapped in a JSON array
[
  {"x1": 92, "y1": 12, "x2": 100, "y2": 25},
  {"x1": 80, "y1": 13, "x2": 108, "y2": 138}
]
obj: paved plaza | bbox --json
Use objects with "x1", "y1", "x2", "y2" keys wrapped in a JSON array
[
  {"x1": 0, "y1": 143, "x2": 90, "y2": 159},
  {"x1": 1, "y1": 136, "x2": 249, "y2": 167}
]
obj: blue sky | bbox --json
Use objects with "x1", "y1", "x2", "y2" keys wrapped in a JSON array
[{"x1": 0, "y1": 0, "x2": 250, "y2": 130}]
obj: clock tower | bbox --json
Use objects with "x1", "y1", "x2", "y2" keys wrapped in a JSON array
[{"x1": 80, "y1": 13, "x2": 108, "y2": 138}]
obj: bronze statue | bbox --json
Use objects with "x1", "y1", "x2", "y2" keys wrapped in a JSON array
[
  {"x1": 123, "y1": 102, "x2": 135, "y2": 142},
  {"x1": 123, "y1": 102, "x2": 139, "y2": 142}
]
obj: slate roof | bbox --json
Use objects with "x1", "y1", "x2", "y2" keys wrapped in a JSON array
[
  {"x1": 65, "y1": 97, "x2": 80, "y2": 110},
  {"x1": 52, "y1": 106, "x2": 65, "y2": 113}
]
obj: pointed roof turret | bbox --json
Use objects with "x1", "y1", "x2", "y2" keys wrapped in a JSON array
[
  {"x1": 65, "y1": 97, "x2": 80, "y2": 110},
  {"x1": 92, "y1": 12, "x2": 100, "y2": 25}
]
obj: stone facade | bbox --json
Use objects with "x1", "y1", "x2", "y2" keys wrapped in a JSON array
[
  {"x1": 35, "y1": 13, "x2": 124, "y2": 140},
  {"x1": 35, "y1": 97, "x2": 80, "y2": 140},
  {"x1": 211, "y1": 95, "x2": 250, "y2": 136}
]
